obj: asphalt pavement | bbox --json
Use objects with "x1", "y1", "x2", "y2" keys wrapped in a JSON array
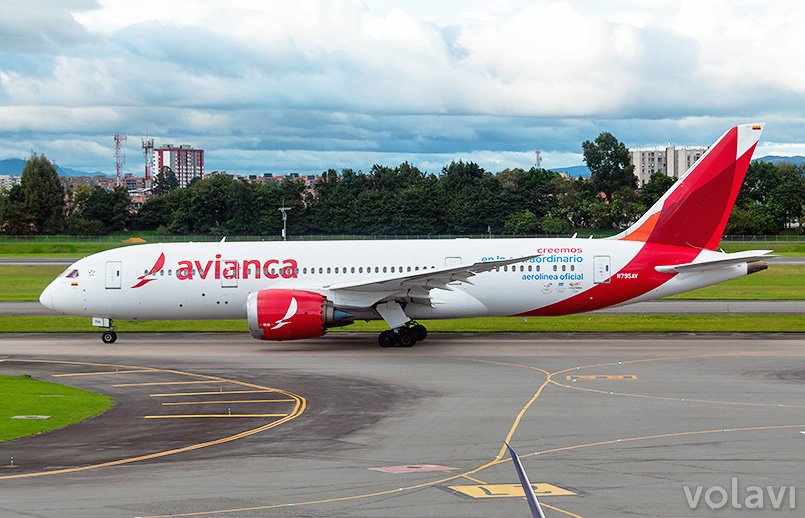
[{"x1": 0, "y1": 333, "x2": 803, "y2": 517}]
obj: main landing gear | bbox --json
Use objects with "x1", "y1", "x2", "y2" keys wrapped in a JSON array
[
  {"x1": 92, "y1": 317, "x2": 117, "y2": 343},
  {"x1": 378, "y1": 322, "x2": 427, "y2": 348}
]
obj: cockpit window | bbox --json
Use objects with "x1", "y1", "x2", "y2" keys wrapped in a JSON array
[{"x1": 60, "y1": 268, "x2": 79, "y2": 278}]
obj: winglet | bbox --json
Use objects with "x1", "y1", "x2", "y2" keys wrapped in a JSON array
[{"x1": 505, "y1": 442, "x2": 547, "y2": 518}]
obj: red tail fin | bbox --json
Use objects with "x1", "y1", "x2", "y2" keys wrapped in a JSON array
[{"x1": 617, "y1": 124, "x2": 764, "y2": 250}]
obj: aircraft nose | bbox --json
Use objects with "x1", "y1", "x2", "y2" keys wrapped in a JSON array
[{"x1": 39, "y1": 282, "x2": 55, "y2": 310}]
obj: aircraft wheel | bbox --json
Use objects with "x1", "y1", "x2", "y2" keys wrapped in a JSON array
[
  {"x1": 378, "y1": 330, "x2": 396, "y2": 348},
  {"x1": 411, "y1": 323, "x2": 427, "y2": 341},
  {"x1": 102, "y1": 331, "x2": 117, "y2": 344},
  {"x1": 397, "y1": 328, "x2": 417, "y2": 348}
]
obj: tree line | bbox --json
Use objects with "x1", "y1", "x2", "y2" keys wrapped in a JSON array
[{"x1": 2, "y1": 136, "x2": 804, "y2": 237}]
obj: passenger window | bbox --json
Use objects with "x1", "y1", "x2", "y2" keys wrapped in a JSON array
[
  {"x1": 351, "y1": 267, "x2": 355, "y2": 273},
  {"x1": 407, "y1": 266, "x2": 411, "y2": 272},
  {"x1": 335, "y1": 267, "x2": 339, "y2": 274},
  {"x1": 536, "y1": 265, "x2": 540, "y2": 272},
  {"x1": 415, "y1": 266, "x2": 419, "y2": 271},
  {"x1": 375, "y1": 267, "x2": 379, "y2": 273},
  {"x1": 528, "y1": 265, "x2": 532, "y2": 272},
  {"x1": 327, "y1": 267, "x2": 331, "y2": 274},
  {"x1": 383, "y1": 267, "x2": 387, "y2": 273},
  {"x1": 562, "y1": 265, "x2": 566, "y2": 271},
  {"x1": 571, "y1": 265, "x2": 575, "y2": 271},
  {"x1": 553, "y1": 265, "x2": 557, "y2": 271},
  {"x1": 504, "y1": 266, "x2": 508, "y2": 272},
  {"x1": 391, "y1": 267, "x2": 395, "y2": 273},
  {"x1": 359, "y1": 267, "x2": 363, "y2": 273},
  {"x1": 168, "y1": 269, "x2": 172, "y2": 276}
]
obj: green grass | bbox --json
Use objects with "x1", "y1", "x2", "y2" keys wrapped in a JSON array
[
  {"x1": 1, "y1": 237, "x2": 803, "y2": 257},
  {"x1": 667, "y1": 265, "x2": 805, "y2": 300},
  {"x1": 0, "y1": 375, "x2": 114, "y2": 442},
  {"x1": 719, "y1": 243, "x2": 805, "y2": 256},
  {"x1": 1, "y1": 314, "x2": 804, "y2": 334},
  {"x1": 0, "y1": 243, "x2": 130, "y2": 258},
  {"x1": 1, "y1": 265, "x2": 66, "y2": 301},
  {"x1": 4, "y1": 263, "x2": 804, "y2": 302}
]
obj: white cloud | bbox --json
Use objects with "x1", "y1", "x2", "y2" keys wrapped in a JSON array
[{"x1": 0, "y1": 0, "x2": 804, "y2": 176}]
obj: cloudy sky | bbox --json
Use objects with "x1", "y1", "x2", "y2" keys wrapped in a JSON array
[{"x1": 2, "y1": 0, "x2": 805, "y2": 176}]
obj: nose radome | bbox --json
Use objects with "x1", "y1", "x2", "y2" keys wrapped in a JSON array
[{"x1": 39, "y1": 282, "x2": 54, "y2": 310}]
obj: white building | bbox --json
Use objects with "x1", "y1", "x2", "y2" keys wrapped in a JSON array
[
  {"x1": 0, "y1": 174, "x2": 21, "y2": 192},
  {"x1": 630, "y1": 145, "x2": 708, "y2": 185},
  {"x1": 152, "y1": 144, "x2": 205, "y2": 188}
]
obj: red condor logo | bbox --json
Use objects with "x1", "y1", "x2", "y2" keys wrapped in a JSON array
[
  {"x1": 131, "y1": 253, "x2": 165, "y2": 288},
  {"x1": 131, "y1": 253, "x2": 298, "y2": 288}
]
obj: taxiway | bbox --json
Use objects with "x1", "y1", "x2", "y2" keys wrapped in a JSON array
[{"x1": 1, "y1": 333, "x2": 803, "y2": 517}]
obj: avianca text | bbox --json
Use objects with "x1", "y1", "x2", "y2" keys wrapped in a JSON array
[{"x1": 174, "y1": 255, "x2": 299, "y2": 280}]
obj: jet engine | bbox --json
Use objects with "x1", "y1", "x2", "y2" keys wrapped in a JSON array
[{"x1": 246, "y1": 289, "x2": 353, "y2": 341}]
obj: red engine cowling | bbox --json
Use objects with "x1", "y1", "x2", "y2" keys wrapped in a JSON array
[{"x1": 247, "y1": 289, "x2": 349, "y2": 341}]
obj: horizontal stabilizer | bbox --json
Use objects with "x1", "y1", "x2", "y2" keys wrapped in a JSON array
[{"x1": 655, "y1": 250, "x2": 775, "y2": 274}]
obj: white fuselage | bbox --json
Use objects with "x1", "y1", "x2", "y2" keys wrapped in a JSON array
[{"x1": 40, "y1": 238, "x2": 750, "y2": 323}]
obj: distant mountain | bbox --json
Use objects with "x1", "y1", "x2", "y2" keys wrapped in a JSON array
[
  {"x1": 754, "y1": 155, "x2": 805, "y2": 166},
  {"x1": 0, "y1": 158, "x2": 25, "y2": 176},
  {"x1": 0, "y1": 158, "x2": 110, "y2": 178},
  {"x1": 550, "y1": 165, "x2": 591, "y2": 178}
]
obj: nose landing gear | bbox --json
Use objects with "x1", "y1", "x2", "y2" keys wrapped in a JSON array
[
  {"x1": 377, "y1": 322, "x2": 428, "y2": 348},
  {"x1": 92, "y1": 317, "x2": 117, "y2": 343}
]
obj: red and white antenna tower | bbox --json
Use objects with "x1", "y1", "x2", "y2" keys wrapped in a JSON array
[
  {"x1": 113, "y1": 132, "x2": 127, "y2": 187},
  {"x1": 142, "y1": 130, "x2": 154, "y2": 190}
]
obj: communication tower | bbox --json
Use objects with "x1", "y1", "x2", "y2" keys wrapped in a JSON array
[
  {"x1": 113, "y1": 132, "x2": 127, "y2": 187},
  {"x1": 142, "y1": 132, "x2": 154, "y2": 190},
  {"x1": 534, "y1": 149, "x2": 542, "y2": 169}
]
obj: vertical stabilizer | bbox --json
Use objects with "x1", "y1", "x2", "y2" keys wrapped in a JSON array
[{"x1": 616, "y1": 124, "x2": 764, "y2": 250}]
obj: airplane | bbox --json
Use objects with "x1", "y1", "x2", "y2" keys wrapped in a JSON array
[{"x1": 40, "y1": 123, "x2": 773, "y2": 347}]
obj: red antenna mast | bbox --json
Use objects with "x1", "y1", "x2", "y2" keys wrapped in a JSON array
[{"x1": 113, "y1": 132, "x2": 127, "y2": 188}]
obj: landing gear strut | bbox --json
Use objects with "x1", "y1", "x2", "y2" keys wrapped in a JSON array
[{"x1": 377, "y1": 321, "x2": 428, "y2": 348}]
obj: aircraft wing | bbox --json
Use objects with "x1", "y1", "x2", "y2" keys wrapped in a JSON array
[
  {"x1": 324, "y1": 254, "x2": 539, "y2": 293},
  {"x1": 655, "y1": 250, "x2": 775, "y2": 274},
  {"x1": 506, "y1": 442, "x2": 547, "y2": 518}
]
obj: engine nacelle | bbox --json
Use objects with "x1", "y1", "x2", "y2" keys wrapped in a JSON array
[{"x1": 247, "y1": 289, "x2": 352, "y2": 341}]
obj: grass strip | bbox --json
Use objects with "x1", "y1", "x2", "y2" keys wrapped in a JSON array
[
  {"x1": 2, "y1": 314, "x2": 804, "y2": 334},
  {"x1": 0, "y1": 375, "x2": 114, "y2": 443},
  {"x1": 1, "y1": 265, "x2": 66, "y2": 301},
  {"x1": 3, "y1": 264, "x2": 805, "y2": 302},
  {"x1": 666, "y1": 264, "x2": 805, "y2": 300}
]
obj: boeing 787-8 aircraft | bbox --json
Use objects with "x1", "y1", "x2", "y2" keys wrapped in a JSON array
[{"x1": 40, "y1": 124, "x2": 772, "y2": 347}]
